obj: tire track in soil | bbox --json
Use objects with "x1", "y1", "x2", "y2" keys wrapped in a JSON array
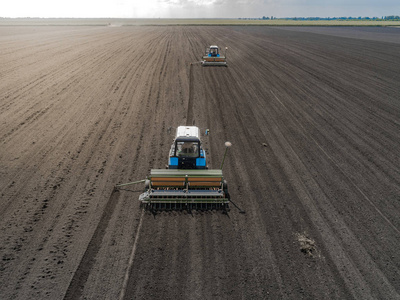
[
  {"x1": 62, "y1": 189, "x2": 120, "y2": 300},
  {"x1": 62, "y1": 99, "x2": 151, "y2": 300},
  {"x1": 186, "y1": 62, "x2": 195, "y2": 126},
  {"x1": 118, "y1": 209, "x2": 144, "y2": 300},
  {"x1": 62, "y1": 116, "x2": 150, "y2": 299}
]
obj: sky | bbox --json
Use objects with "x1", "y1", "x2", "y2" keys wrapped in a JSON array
[{"x1": 0, "y1": 0, "x2": 398, "y2": 18}]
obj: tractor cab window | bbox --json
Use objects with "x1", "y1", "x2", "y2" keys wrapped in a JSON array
[
  {"x1": 210, "y1": 48, "x2": 218, "y2": 56},
  {"x1": 176, "y1": 141, "x2": 199, "y2": 158}
]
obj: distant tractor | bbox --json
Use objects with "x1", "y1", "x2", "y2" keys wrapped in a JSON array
[{"x1": 202, "y1": 45, "x2": 227, "y2": 66}]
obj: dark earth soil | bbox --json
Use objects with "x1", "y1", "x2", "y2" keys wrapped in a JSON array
[{"x1": 1, "y1": 25, "x2": 399, "y2": 299}]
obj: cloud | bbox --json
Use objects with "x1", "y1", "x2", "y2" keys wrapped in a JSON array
[
  {"x1": 1, "y1": 0, "x2": 399, "y2": 18},
  {"x1": 156, "y1": 0, "x2": 269, "y2": 18},
  {"x1": 158, "y1": 0, "x2": 265, "y2": 6},
  {"x1": 159, "y1": 0, "x2": 225, "y2": 5}
]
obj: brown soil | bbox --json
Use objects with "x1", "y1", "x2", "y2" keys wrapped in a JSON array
[{"x1": 1, "y1": 25, "x2": 400, "y2": 299}]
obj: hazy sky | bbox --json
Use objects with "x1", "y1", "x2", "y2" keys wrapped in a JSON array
[{"x1": 1, "y1": 0, "x2": 398, "y2": 18}]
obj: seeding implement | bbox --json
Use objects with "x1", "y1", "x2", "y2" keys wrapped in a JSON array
[{"x1": 139, "y1": 169, "x2": 229, "y2": 210}]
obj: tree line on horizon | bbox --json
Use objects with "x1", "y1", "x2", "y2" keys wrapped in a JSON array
[{"x1": 239, "y1": 15, "x2": 400, "y2": 21}]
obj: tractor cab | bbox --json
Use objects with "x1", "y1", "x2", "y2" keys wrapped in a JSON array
[
  {"x1": 208, "y1": 45, "x2": 220, "y2": 57},
  {"x1": 176, "y1": 137, "x2": 200, "y2": 158},
  {"x1": 168, "y1": 126, "x2": 207, "y2": 169}
]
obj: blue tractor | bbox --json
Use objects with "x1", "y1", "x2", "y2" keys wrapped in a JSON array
[
  {"x1": 202, "y1": 45, "x2": 227, "y2": 66},
  {"x1": 116, "y1": 125, "x2": 232, "y2": 210}
]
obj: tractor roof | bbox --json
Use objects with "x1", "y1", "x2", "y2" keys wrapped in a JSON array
[{"x1": 176, "y1": 126, "x2": 200, "y2": 139}]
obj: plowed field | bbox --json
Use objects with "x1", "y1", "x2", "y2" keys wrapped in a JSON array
[{"x1": 1, "y1": 25, "x2": 400, "y2": 299}]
